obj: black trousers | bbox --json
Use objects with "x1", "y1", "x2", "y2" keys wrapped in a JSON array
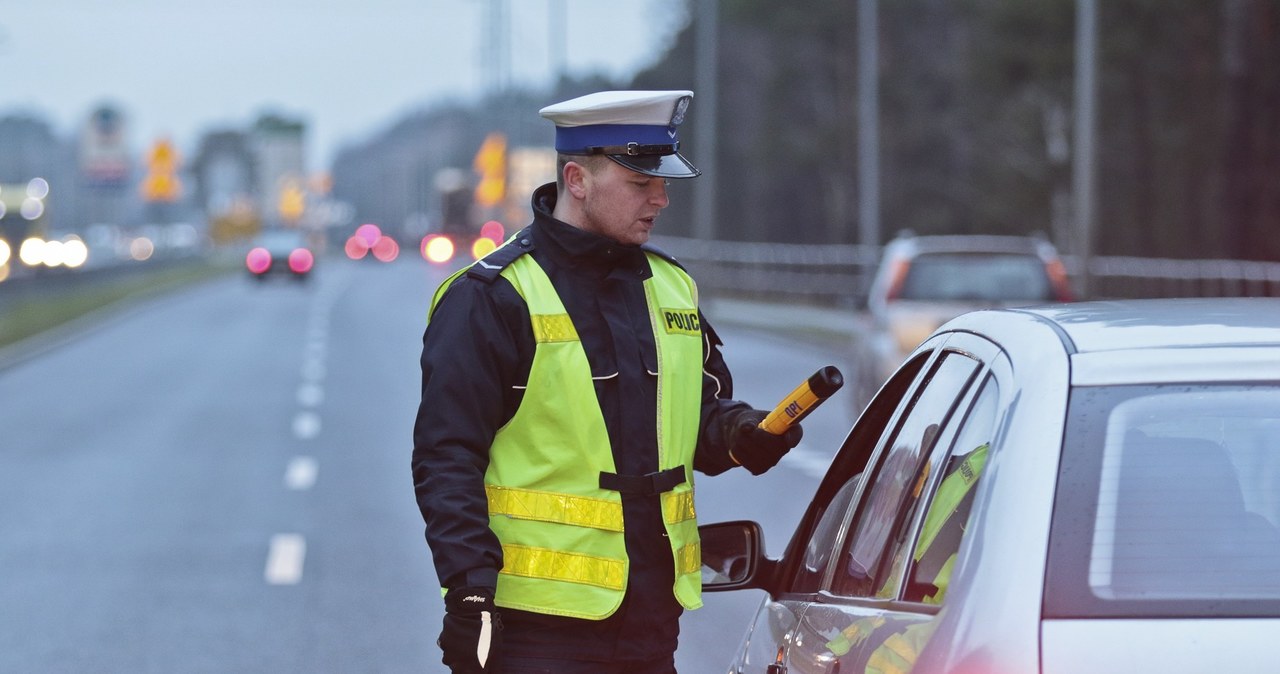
[{"x1": 502, "y1": 654, "x2": 677, "y2": 674}]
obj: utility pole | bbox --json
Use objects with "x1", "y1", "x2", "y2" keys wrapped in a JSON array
[
  {"x1": 857, "y1": 0, "x2": 880, "y2": 283},
  {"x1": 1073, "y1": 0, "x2": 1098, "y2": 299},
  {"x1": 548, "y1": 0, "x2": 566, "y2": 84},
  {"x1": 693, "y1": 0, "x2": 718, "y2": 240}
]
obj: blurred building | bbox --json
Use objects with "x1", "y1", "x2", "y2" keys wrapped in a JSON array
[
  {"x1": 251, "y1": 113, "x2": 307, "y2": 229},
  {"x1": 77, "y1": 105, "x2": 133, "y2": 228},
  {"x1": 0, "y1": 113, "x2": 80, "y2": 237},
  {"x1": 190, "y1": 130, "x2": 256, "y2": 216}
]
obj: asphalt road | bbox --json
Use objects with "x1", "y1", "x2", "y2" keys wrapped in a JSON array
[{"x1": 0, "y1": 256, "x2": 859, "y2": 673}]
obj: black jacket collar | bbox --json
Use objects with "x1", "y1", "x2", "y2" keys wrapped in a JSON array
[{"x1": 529, "y1": 182, "x2": 651, "y2": 280}]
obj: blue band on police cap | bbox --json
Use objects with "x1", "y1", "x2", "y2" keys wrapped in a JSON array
[{"x1": 555, "y1": 124, "x2": 679, "y2": 154}]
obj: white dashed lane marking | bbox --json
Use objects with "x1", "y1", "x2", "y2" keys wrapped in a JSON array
[
  {"x1": 264, "y1": 534, "x2": 307, "y2": 585},
  {"x1": 284, "y1": 456, "x2": 318, "y2": 490},
  {"x1": 293, "y1": 411, "x2": 321, "y2": 440},
  {"x1": 297, "y1": 383, "x2": 324, "y2": 407}
]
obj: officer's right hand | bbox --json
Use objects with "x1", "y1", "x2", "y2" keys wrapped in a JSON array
[
  {"x1": 439, "y1": 586, "x2": 502, "y2": 673},
  {"x1": 727, "y1": 408, "x2": 804, "y2": 475}
]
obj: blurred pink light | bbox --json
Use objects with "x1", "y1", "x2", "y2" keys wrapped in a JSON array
[
  {"x1": 345, "y1": 235, "x2": 369, "y2": 260},
  {"x1": 288, "y1": 248, "x2": 314, "y2": 273},
  {"x1": 480, "y1": 220, "x2": 505, "y2": 243},
  {"x1": 356, "y1": 223, "x2": 382, "y2": 247},
  {"x1": 372, "y1": 235, "x2": 399, "y2": 262},
  {"x1": 246, "y1": 247, "x2": 272, "y2": 273}
]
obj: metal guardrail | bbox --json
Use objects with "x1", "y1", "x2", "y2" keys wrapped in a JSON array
[
  {"x1": 651, "y1": 236, "x2": 877, "y2": 306},
  {"x1": 651, "y1": 235, "x2": 1280, "y2": 305}
]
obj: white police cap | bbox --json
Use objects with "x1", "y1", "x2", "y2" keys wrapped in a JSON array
[{"x1": 539, "y1": 90, "x2": 700, "y2": 179}]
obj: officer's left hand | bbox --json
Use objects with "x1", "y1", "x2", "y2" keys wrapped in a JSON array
[
  {"x1": 439, "y1": 586, "x2": 503, "y2": 673},
  {"x1": 727, "y1": 408, "x2": 803, "y2": 475}
]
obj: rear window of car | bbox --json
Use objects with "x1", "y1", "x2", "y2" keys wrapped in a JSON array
[
  {"x1": 899, "y1": 253, "x2": 1053, "y2": 302},
  {"x1": 257, "y1": 230, "x2": 306, "y2": 253},
  {"x1": 1045, "y1": 384, "x2": 1280, "y2": 617}
]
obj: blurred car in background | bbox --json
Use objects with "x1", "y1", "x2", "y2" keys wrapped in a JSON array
[
  {"x1": 245, "y1": 229, "x2": 314, "y2": 281},
  {"x1": 700, "y1": 297, "x2": 1280, "y2": 674},
  {"x1": 864, "y1": 232, "x2": 1072, "y2": 381}
]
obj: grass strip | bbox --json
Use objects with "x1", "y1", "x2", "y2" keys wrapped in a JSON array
[{"x1": 0, "y1": 260, "x2": 234, "y2": 350}]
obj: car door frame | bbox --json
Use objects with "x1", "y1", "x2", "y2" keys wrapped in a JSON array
[{"x1": 768, "y1": 331, "x2": 1007, "y2": 673}]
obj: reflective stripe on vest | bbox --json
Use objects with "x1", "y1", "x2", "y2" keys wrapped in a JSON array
[{"x1": 431, "y1": 248, "x2": 704, "y2": 619}]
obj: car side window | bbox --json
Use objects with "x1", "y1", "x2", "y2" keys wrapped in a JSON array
[
  {"x1": 785, "y1": 350, "x2": 933, "y2": 594},
  {"x1": 794, "y1": 473, "x2": 862, "y2": 593},
  {"x1": 832, "y1": 352, "x2": 979, "y2": 597},
  {"x1": 903, "y1": 376, "x2": 998, "y2": 604}
]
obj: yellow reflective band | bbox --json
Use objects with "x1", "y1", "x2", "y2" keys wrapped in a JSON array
[
  {"x1": 662, "y1": 489, "x2": 696, "y2": 524},
  {"x1": 867, "y1": 632, "x2": 916, "y2": 674},
  {"x1": 826, "y1": 616, "x2": 886, "y2": 656},
  {"x1": 486, "y1": 486, "x2": 624, "y2": 532},
  {"x1": 675, "y1": 541, "x2": 701, "y2": 576},
  {"x1": 530, "y1": 313, "x2": 578, "y2": 343},
  {"x1": 500, "y1": 543, "x2": 626, "y2": 590}
]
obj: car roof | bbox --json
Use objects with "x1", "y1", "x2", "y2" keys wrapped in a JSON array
[
  {"x1": 939, "y1": 298, "x2": 1280, "y2": 385},
  {"x1": 1015, "y1": 298, "x2": 1280, "y2": 353}
]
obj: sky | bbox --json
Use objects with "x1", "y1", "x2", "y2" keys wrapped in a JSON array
[{"x1": 0, "y1": 0, "x2": 687, "y2": 171}]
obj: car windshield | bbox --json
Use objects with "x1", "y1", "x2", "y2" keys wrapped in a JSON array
[
  {"x1": 1048, "y1": 384, "x2": 1280, "y2": 617},
  {"x1": 898, "y1": 253, "x2": 1053, "y2": 302}
]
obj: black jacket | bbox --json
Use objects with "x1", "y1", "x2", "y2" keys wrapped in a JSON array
[{"x1": 412, "y1": 183, "x2": 746, "y2": 661}]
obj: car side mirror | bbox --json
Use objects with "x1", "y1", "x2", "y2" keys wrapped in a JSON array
[{"x1": 700, "y1": 520, "x2": 772, "y2": 592}]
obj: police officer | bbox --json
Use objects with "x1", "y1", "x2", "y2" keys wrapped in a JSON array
[{"x1": 411, "y1": 90, "x2": 804, "y2": 674}]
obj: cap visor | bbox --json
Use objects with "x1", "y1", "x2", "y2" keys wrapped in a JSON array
[{"x1": 608, "y1": 153, "x2": 701, "y2": 179}]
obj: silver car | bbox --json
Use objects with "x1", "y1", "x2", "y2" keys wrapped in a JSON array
[
  {"x1": 863, "y1": 233, "x2": 1073, "y2": 384},
  {"x1": 701, "y1": 297, "x2": 1280, "y2": 674}
]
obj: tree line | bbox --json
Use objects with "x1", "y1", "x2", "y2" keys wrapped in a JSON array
[{"x1": 334, "y1": 0, "x2": 1280, "y2": 261}]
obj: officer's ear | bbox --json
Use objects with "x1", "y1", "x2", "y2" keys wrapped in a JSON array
[{"x1": 563, "y1": 159, "x2": 591, "y2": 200}]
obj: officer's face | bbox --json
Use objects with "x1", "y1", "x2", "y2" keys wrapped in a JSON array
[{"x1": 579, "y1": 159, "x2": 670, "y2": 246}]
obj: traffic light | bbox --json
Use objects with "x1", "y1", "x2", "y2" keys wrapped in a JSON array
[
  {"x1": 473, "y1": 132, "x2": 507, "y2": 208},
  {"x1": 140, "y1": 138, "x2": 182, "y2": 202}
]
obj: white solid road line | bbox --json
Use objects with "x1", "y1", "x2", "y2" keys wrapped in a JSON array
[
  {"x1": 264, "y1": 534, "x2": 307, "y2": 585},
  {"x1": 284, "y1": 456, "x2": 318, "y2": 490}
]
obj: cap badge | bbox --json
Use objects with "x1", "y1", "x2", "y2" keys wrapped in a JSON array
[{"x1": 670, "y1": 96, "x2": 692, "y2": 127}]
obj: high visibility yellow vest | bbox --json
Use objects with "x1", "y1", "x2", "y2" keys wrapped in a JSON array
[
  {"x1": 913, "y1": 443, "x2": 988, "y2": 605},
  {"x1": 430, "y1": 247, "x2": 705, "y2": 619}
]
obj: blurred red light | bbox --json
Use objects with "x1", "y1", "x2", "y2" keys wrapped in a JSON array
[
  {"x1": 480, "y1": 220, "x2": 505, "y2": 243},
  {"x1": 246, "y1": 247, "x2": 272, "y2": 274},
  {"x1": 288, "y1": 248, "x2": 314, "y2": 273},
  {"x1": 422, "y1": 234, "x2": 455, "y2": 264},
  {"x1": 372, "y1": 236, "x2": 399, "y2": 262},
  {"x1": 345, "y1": 235, "x2": 369, "y2": 260},
  {"x1": 355, "y1": 223, "x2": 382, "y2": 247}
]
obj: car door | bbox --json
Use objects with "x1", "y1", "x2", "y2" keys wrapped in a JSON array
[
  {"x1": 727, "y1": 344, "x2": 936, "y2": 674},
  {"x1": 761, "y1": 334, "x2": 1003, "y2": 674}
]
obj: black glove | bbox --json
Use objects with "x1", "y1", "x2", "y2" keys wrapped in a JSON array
[
  {"x1": 439, "y1": 586, "x2": 502, "y2": 673},
  {"x1": 727, "y1": 408, "x2": 804, "y2": 475}
]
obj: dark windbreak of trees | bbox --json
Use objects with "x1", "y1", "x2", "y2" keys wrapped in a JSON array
[{"x1": 334, "y1": 0, "x2": 1280, "y2": 261}]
